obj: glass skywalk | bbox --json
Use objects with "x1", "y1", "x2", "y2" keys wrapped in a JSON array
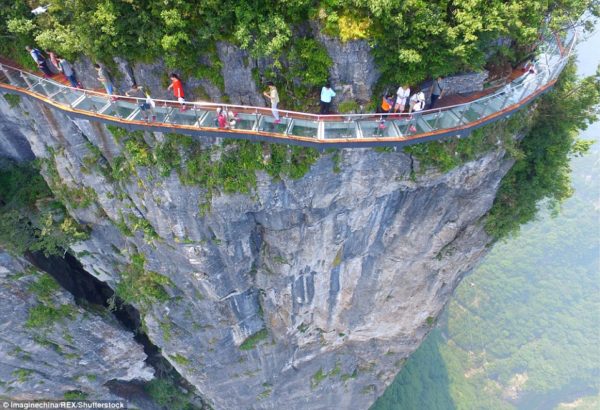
[{"x1": 0, "y1": 30, "x2": 574, "y2": 148}]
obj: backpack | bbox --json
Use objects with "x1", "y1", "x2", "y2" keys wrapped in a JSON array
[
  {"x1": 381, "y1": 97, "x2": 391, "y2": 112},
  {"x1": 32, "y1": 49, "x2": 44, "y2": 64}
]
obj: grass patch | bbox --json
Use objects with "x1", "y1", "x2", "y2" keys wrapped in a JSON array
[
  {"x1": 3, "y1": 93, "x2": 21, "y2": 108},
  {"x1": 0, "y1": 160, "x2": 88, "y2": 257},
  {"x1": 12, "y1": 369, "x2": 32, "y2": 383},
  {"x1": 144, "y1": 378, "x2": 198, "y2": 410},
  {"x1": 115, "y1": 253, "x2": 172, "y2": 309},
  {"x1": 27, "y1": 273, "x2": 59, "y2": 302},
  {"x1": 64, "y1": 390, "x2": 88, "y2": 400},
  {"x1": 239, "y1": 328, "x2": 268, "y2": 351},
  {"x1": 169, "y1": 353, "x2": 190, "y2": 366},
  {"x1": 26, "y1": 304, "x2": 76, "y2": 328},
  {"x1": 311, "y1": 368, "x2": 327, "y2": 388}
]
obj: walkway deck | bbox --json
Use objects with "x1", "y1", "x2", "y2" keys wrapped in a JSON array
[{"x1": 0, "y1": 31, "x2": 573, "y2": 149}]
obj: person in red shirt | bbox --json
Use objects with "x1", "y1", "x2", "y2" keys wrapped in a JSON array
[{"x1": 167, "y1": 73, "x2": 186, "y2": 111}]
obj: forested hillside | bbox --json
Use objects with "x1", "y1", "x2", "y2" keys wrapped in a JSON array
[
  {"x1": 372, "y1": 133, "x2": 600, "y2": 408},
  {"x1": 372, "y1": 46, "x2": 600, "y2": 410}
]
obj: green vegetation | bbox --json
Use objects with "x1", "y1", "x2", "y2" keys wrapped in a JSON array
[
  {"x1": 26, "y1": 304, "x2": 75, "y2": 328},
  {"x1": 2, "y1": 0, "x2": 594, "y2": 107},
  {"x1": 12, "y1": 369, "x2": 32, "y2": 383},
  {"x1": 485, "y1": 61, "x2": 600, "y2": 240},
  {"x1": 311, "y1": 368, "x2": 327, "y2": 388},
  {"x1": 115, "y1": 253, "x2": 172, "y2": 309},
  {"x1": 404, "y1": 112, "x2": 526, "y2": 174},
  {"x1": 169, "y1": 353, "x2": 190, "y2": 366},
  {"x1": 63, "y1": 390, "x2": 88, "y2": 400},
  {"x1": 239, "y1": 328, "x2": 269, "y2": 351},
  {"x1": 144, "y1": 379, "x2": 199, "y2": 410},
  {"x1": 337, "y1": 100, "x2": 360, "y2": 114},
  {"x1": 3, "y1": 93, "x2": 20, "y2": 108},
  {"x1": 373, "y1": 104, "x2": 600, "y2": 409},
  {"x1": 0, "y1": 160, "x2": 89, "y2": 257},
  {"x1": 27, "y1": 273, "x2": 59, "y2": 301},
  {"x1": 311, "y1": 362, "x2": 343, "y2": 388},
  {"x1": 106, "y1": 127, "x2": 319, "y2": 213}
]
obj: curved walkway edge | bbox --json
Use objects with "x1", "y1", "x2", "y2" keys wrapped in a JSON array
[{"x1": 0, "y1": 31, "x2": 574, "y2": 149}]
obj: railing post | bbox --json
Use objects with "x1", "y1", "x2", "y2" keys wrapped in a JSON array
[
  {"x1": 20, "y1": 73, "x2": 34, "y2": 89},
  {"x1": 0, "y1": 65, "x2": 18, "y2": 86},
  {"x1": 317, "y1": 118, "x2": 324, "y2": 140}
]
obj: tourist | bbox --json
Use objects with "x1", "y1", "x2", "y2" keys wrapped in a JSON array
[
  {"x1": 56, "y1": 57, "x2": 80, "y2": 88},
  {"x1": 167, "y1": 73, "x2": 186, "y2": 111},
  {"x1": 379, "y1": 94, "x2": 393, "y2": 113},
  {"x1": 409, "y1": 90, "x2": 426, "y2": 113},
  {"x1": 25, "y1": 46, "x2": 52, "y2": 77},
  {"x1": 126, "y1": 85, "x2": 156, "y2": 122},
  {"x1": 94, "y1": 64, "x2": 115, "y2": 100},
  {"x1": 395, "y1": 84, "x2": 410, "y2": 113},
  {"x1": 216, "y1": 107, "x2": 227, "y2": 129},
  {"x1": 429, "y1": 76, "x2": 445, "y2": 109},
  {"x1": 263, "y1": 82, "x2": 280, "y2": 123},
  {"x1": 320, "y1": 81, "x2": 336, "y2": 114},
  {"x1": 45, "y1": 50, "x2": 59, "y2": 72}
]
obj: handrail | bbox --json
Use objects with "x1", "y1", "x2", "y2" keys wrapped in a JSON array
[{"x1": 0, "y1": 28, "x2": 575, "y2": 149}]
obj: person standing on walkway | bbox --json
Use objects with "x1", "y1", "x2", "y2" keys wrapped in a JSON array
[
  {"x1": 126, "y1": 85, "x2": 156, "y2": 122},
  {"x1": 56, "y1": 57, "x2": 80, "y2": 88},
  {"x1": 94, "y1": 64, "x2": 115, "y2": 100},
  {"x1": 409, "y1": 90, "x2": 426, "y2": 113},
  {"x1": 263, "y1": 82, "x2": 280, "y2": 123},
  {"x1": 26, "y1": 46, "x2": 52, "y2": 77},
  {"x1": 167, "y1": 73, "x2": 187, "y2": 111},
  {"x1": 395, "y1": 84, "x2": 410, "y2": 113},
  {"x1": 45, "y1": 50, "x2": 59, "y2": 72},
  {"x1": 429, "y1": 76, "x2": 445, "y2": 109},
  {"x1": 320, "y1": 81, "x2": 336, "y2": 114}
]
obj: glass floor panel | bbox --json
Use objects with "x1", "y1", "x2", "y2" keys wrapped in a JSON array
[
  {"x1": 230, "y1": 113, "x2": 258, "y2": 131},
  {"x1": 199, "y1": 111, "x2": 219, "y2": 128},
  {"x1": 102, "y1": 101, "x2": 137, "y2": 119},
  {"x1": 289, "y1": 119, "x2": 318, "y2": 138},
  {"x1": 392, "y1": 117, "x2": 418, "y2": 137},
  {"x1": 28, "y1": 81, "x2": 51, "y2": 97},
  {"x1": 257, "y1": 116, "x2": 290, "y2": 133},
  {"x1": 359, "y1": 120, "x2": 399, "y2": 138},
  {"x1": 51, "y1": 88, "x2": 85, "y2": 105},
  {"x1": 0, "y1": 71, "x2": 29, "y2": 88},
  {"x1": 460, "y1": 104, "x2": 487, "y2": 123},
  {"x1": 324, "y1": 121, "x2": 358, "y2": 139},
  {"x1": 167, "y1": 108, "x2": 202, "y2": 126},
  {"x1": 434, "y1": 110, "x2": 464, "y2": 128},
  {"x1": 74, "y1": 95, "x2": 111, "y2": 112}
]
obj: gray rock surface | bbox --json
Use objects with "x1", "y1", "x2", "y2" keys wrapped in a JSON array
[
  {"x1": 0, "y1": 88, "x2": 515, "y2": 409},
  {"x1": 0, "y1": 250, "x2": 153, "y2": 400},
  {"x1": 0, "y1": 97, "x2": 35, "y2": 162},
  {"x1": 312, "y1": 24, "x2": 380, "y2": 105}
]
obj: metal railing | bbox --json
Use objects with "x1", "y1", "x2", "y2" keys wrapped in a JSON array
[{"x1": 0, "y1": 28, "x2": 575, "y2": 148}]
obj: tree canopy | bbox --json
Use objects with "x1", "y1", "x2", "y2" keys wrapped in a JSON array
[{"x1": 1, "y1": 0, "x2": 597, "y2": 95}]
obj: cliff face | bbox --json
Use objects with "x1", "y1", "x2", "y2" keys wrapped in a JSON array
[
  {"x1": 0, "y1": 250, "x2": 153, "y2": 400},
  {"x1": 0, "y1": 90, "x2": 514, "y2": 409}
]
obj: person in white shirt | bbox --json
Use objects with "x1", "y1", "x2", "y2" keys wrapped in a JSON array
[
  {"x1": 409, "y1": 91, "x2": 426, "y2": 113},
  {"x1": 320, "y1": 81, "x2": 336, "y2": 114},
  {"x1": 263, "y1": 82, "x2": 281, "y2": 123},
  {"x1": 395, "y1": 85, "x2": 410, "y2": 112}
]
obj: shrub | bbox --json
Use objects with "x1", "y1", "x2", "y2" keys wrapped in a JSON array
[{"x1": 239, "y1": 328, "x2": 268, "y2": 350}]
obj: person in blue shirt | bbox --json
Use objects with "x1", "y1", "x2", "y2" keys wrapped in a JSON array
[
  {"x1": 25, "y1": 46, "x2": 52, "y2": 77},
  {"x1": 320, "y1": 81, "x2": 336, "y2": 114}
]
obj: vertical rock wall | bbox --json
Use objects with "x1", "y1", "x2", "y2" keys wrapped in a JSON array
[
  {"x1": 0, "y1": 251, "x2": 153, "y2": 400},
  {"x1": 0, "y1": 91, "x2": 514, "y2": 409}
]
